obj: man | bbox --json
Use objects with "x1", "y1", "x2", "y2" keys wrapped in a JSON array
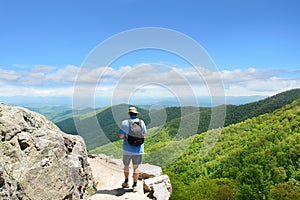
[{"x1": 118, "y1": 106, "x2": 147, "y2": 192}]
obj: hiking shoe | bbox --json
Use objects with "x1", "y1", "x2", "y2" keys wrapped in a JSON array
[
  {"x1": 122, "y1": 182, "x2": 129, "y2": 188},
  {"x1": 132, "y1": 186, "x2": 137, "y2": 192}
]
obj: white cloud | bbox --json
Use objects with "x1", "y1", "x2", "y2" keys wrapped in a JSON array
[
  {"x1": 220, "y1": 68, "x2": 282, "y2": 83},
  {"x1": 220, "y1": 68, "x2": 300, "y2": 96},
  {"x1": 20, "y1": 71, "x2": 48, "y2": 85},
  {"x1": 32, "y1": 65, "x2": 55, "y2": 73},
  {"x1": 0, "y1": 69, "x2": 20, "y2": 81},
  {"x1": 75, "y1": 66, "x2": 118, "y2": 84},
  {"x1": 0, "y1": 64, "x2": 300, "y2": 99},
  {"x1": 0, "y1": 85, "x2": 74, "y2": 97},
  {"x1": 47, "y1": 65, "x2": 79, "y2": 84}
]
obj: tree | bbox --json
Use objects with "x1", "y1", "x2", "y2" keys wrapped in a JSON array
[
  {"x1": 272, "y1": 167, "x2": 287, "y2": 183},
  {"x1": 270, "y1": 183, "x2": 300, "y2": 200},
  {"x1": 236, "y1": 165, "x2": 268, "y2": 199}
]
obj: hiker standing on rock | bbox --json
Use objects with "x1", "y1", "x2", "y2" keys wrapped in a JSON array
[{"x1": 118, "y1": 106, "x2": 147, "y2": 192}]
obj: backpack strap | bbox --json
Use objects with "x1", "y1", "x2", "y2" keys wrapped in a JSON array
[
  {"x1": 126, "y1": 119, "x2": 132, "y2": 140},
  {"x1": 128, "y1": 119, "x2": 141, "y2": 125}
]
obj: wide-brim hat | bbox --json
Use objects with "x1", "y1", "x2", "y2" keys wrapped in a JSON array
[{"x1": 128, "y1": 106, "x2": 139, "y2": 114}]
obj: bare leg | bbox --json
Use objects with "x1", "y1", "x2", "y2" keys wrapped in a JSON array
[
  {"x1": 133, "y1": 165, "x2": 139, "y2": 183},
  {"x1": 124, "y1": 165, "x2": 129, "y2": 180}
]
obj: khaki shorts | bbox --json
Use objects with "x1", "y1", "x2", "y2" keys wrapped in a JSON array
[{"x1": 123, "y1": 154, "x2": 142, "y2": 166}]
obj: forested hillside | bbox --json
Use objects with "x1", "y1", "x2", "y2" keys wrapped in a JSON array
[
  {"x1": 88, "y1": 89, "x2": 300, "y2": 199},
  {"x1": 56, "y1": 88, "x2": 300, "y2": 150},
  {"x1": 164, "y1": 99, "x2": 300, "y2": 199},
  {"x1": 56, "y1": 104, "x2": 202, "y2": 150}
]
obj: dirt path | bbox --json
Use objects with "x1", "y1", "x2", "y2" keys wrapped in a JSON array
[{"x1": 88, "y1": 157, "x2": 150, "y2": 200}]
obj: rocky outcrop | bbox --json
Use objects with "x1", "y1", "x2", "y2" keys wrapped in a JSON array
[
  {"x1": 144, "y1": 175, "x2": 172, "y2": 200},
  {"x1": 0, "y1": 103, "x2": 94, "y2": 199},
  {"x1": 89, "y1": 154, "x2": 172, "y2": 200}
]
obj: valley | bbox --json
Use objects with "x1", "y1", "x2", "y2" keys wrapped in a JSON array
[{"x1": 22, "y1": 88, "x2": 300, "y2": 199}]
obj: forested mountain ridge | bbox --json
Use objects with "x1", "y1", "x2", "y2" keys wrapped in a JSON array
[
  {"x1": 55, "y1": 88, "x2": 300, "y2": 150},
  {"x1": 224, "y1": 88, "x2": 300, "y2": 125},
  {"x1": 55, "y1": 104, "x2": 202, "y2": 150},
  {"x1": 164, "y1": 99, "x2": 300, "y2": 199}
]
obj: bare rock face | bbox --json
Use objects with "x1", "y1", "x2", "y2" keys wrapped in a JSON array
[{"x1": 0, "y1": 103, "x2": 94, "y2": 200}]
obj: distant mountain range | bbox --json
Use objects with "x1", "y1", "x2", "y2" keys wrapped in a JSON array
[
  {"x1": 43, "y1": 88, "x2": 300, "y2": 150},
  {"x1": 0, "y1": 95, "x2": 266, "y2": 109},
  {"x1": 3, "y1": 89, "x2": 299, "y2": 151}
]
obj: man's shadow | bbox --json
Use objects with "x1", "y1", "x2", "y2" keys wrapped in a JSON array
[{"x1": 95, "y1": 188, "x2": 132, "y2": 196}]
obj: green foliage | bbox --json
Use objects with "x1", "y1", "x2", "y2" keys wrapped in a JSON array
[
  {"x1": 88, "y1": 140, "x2": 123, "y2": 158},
  {"x1": 164, "y1": 99, "x2": 300, "y2": 199},
  {"x1": 236, "y1": 165, "x2": 269, "y2": 199},
  {"x1": 169, "y1": 177, "x2": 237, "y2": 200},
  {"x1": 270, "y1": 183, "x2": 300, "y2": 200}
]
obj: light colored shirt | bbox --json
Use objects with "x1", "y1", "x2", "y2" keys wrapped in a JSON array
[{"x1": 119, "y1": 116, "x2": 147, "y2": 155}]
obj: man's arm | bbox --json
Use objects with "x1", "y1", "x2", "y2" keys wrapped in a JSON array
[
  {"x1": 142, "y1": 120, "x2": 147, "y2": 135},
  {"x1": 119, "y1": 120, "x2": 129, "y2": 139},
  {"x1": 119, "y1": 122, "x2": 126, "y2": 139}
]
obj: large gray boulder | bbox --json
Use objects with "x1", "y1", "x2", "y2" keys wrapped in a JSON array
[{"x1": 0, "y1": 103, "x2": 94, "y2": 199}]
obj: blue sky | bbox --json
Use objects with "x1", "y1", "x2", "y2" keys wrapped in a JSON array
[{"x1": 0, "y1": 0, "x2": 300, "y2": 106}]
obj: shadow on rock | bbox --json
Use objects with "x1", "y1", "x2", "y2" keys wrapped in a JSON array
[{"x1": 95, "y1": 188, "x2": 132, "y2": 196}]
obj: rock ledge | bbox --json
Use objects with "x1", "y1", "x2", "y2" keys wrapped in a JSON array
[{"x1": 89, "y1": 154, "x2": 172, "y2": 200}]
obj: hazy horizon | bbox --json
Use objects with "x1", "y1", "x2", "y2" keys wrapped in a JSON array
[{"x1": 0, "y1": 95, "x2": 268, "y2": 109}]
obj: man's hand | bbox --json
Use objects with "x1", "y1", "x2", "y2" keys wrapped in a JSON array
[{"x1": 118, "y1": 133, "x2": 125, "y2": 139}]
